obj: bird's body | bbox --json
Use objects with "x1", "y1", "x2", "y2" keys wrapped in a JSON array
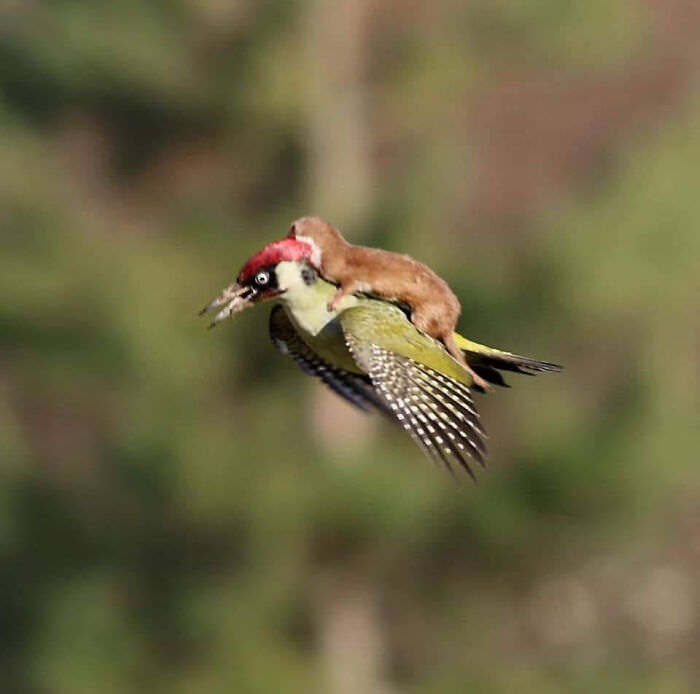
[
  {"x1": 274, "y1": 261, "x2": 471, "y2": 383},
  {"x1": 269, "y1": 262, "x2": 487, "y2": 475},
  {"x1": 200, "y1": 245, "x2": 561, "y2": 478}
]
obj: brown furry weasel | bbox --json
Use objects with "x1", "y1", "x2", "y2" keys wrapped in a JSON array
[{"x1": 288, "y1": 216, "x2": 489, "y2": 390}]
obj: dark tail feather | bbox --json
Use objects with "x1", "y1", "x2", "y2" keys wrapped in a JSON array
[{"x1": 467, "y1": 351, "x2": 562, "y2": 388}]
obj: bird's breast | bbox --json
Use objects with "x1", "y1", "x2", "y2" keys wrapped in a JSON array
[{"x1": 282, "y1": 304, "x2": 363, "y2": 375}]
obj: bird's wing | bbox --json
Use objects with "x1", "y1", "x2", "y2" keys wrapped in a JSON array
[
  {"x1": 268, "y1": 305, "x2": 392, "y2": 415},
  {"x1": 339, "y1": 302, "x2": 475, "y2": 385},
  {"x1": 340, "y1": 304, "x2": 487, "y2": 478}
]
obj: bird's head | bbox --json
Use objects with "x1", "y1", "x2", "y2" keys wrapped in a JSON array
[{"x1": 199, "y1": 237, "x2": 320, "y2": 327}]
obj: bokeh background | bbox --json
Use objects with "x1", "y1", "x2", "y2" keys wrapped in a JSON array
[{"x1": 2, "y1": 1, "x2": 699, "y2": 692}]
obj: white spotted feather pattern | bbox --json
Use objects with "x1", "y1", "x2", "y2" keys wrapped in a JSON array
[{"x1": 346, "y1": 340, "x2": 488, "y2": 479}]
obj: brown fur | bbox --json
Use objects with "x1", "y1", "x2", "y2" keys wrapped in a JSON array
[{"x1": 288, "y1": 216, "x2": 489, "y2": 390}]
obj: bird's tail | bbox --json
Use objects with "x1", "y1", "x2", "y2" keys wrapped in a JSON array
[{"x1": 453, "y1": 333, "x2": 562, "y2": 388}]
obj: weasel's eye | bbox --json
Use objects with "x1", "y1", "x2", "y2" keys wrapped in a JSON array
[{"x1": 254, "y1": 270, "x2": 270, "y2": 286}]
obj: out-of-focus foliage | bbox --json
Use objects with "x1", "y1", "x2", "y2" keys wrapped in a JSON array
[{"x1": 1, "y1": 1, "x2": 699, "y2": 693}]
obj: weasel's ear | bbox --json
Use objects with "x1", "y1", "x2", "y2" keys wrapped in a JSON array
[{"x1": 287, "y1": 222, "x2": 297, "y2": 238}]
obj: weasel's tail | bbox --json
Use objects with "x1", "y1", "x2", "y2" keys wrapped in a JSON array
[{"x1": 453, "y1": 333, "x2": 562, "y2": 388}]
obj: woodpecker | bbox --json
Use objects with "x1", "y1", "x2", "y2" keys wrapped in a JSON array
[
  {"x1": 287, "y1": 216, "x2": 490, "y2": 389},
  {"x1": 200, "y1": 237, "x2": 561, "y2": 479}
]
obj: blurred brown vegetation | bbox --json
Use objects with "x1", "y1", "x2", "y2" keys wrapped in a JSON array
[{"x1": 1, "y1": 1, "x2": 699, "y2": 692}]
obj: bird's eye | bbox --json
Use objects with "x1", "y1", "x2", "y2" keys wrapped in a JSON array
[{"x1": 254, "y1": 271, "x2": 270, "y2": 286}]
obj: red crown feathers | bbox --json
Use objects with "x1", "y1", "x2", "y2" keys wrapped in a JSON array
[{"x1": 237, "y1": 238, "x2": 314, "y2": 284}]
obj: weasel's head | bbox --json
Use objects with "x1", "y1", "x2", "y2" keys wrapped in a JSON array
[
  {"x1": 287, "y1": 216, "x2": 345, "y2": 266},
  {"x1": 199, "y1": 238, "x2": 319, "y2": 327}
]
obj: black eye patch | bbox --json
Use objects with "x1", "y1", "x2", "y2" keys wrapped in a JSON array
[{"x1": 301, "y1": 265, "x2": 317, "y2": 286}]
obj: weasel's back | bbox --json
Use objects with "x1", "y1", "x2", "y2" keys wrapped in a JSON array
[
  {"x1": 345, "y1": 245, "x2": 457, "y2": 309},
  {"x1": 289, "y1": 216, "x2": 460, "y2": 317}
]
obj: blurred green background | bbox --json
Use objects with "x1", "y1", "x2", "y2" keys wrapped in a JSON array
[{"x1": 1, "y1": 1, "x2": 699, "y2": 692}]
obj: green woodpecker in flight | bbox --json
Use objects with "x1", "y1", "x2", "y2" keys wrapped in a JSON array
[{"x1": 200, "y1": 237, "x2": 561, "y2": 479}]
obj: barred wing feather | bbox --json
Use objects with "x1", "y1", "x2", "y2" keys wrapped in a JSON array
[
  {"x1": 345, "y1": 337, "x2": 488, "y2": 479},
  {"x1": 268, "y1": 305, "x2": 392, "y2": 415}
]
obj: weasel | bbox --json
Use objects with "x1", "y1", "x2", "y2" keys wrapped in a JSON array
[{"x1": 288, "y1": 216, "x2": 489, "y2": 390}]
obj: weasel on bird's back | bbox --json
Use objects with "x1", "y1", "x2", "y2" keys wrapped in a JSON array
[{"x1": 287, "y1": 216, "x2": 490, "y2": 390}]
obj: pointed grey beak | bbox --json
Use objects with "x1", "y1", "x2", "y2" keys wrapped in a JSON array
[{"x1": 198, "y1": 282, "x2": 258, "y2": 328}]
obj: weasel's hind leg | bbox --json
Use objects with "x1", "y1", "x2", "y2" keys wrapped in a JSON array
[
  {"x1": 443, "y1": 332, "x2": 491, "y2": 392},
  {"x1": 410, "y1": 308, "x2": 490, "y2": 391}
]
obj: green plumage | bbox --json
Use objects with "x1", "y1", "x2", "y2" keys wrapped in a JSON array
[
  {"x1": 270, "y1": 303, "x2": 486, "y2": 477},
  {"x1": 275, "y1": 262, "x2": 473, "y2": 383},
  {"x1": 272, "y1": 265, "x2": 489, "y2": 477}
]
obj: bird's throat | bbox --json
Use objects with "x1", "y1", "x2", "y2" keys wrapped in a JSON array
[{"x1": 279, "y1": 275, "x2": 359, "y2": 337}]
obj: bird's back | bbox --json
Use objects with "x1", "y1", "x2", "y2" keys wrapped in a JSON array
[{"x1": 337, "y1": 302, "x2": 473, "y2": 386}]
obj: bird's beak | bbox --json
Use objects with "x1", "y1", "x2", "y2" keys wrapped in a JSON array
[{"x1": 198, "y1": 282, "x2": 258, "y2": 328}]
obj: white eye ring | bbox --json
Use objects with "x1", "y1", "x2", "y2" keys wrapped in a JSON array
[{"x1": 255, "y1": 271, "x2": 270, "y2": 285}]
